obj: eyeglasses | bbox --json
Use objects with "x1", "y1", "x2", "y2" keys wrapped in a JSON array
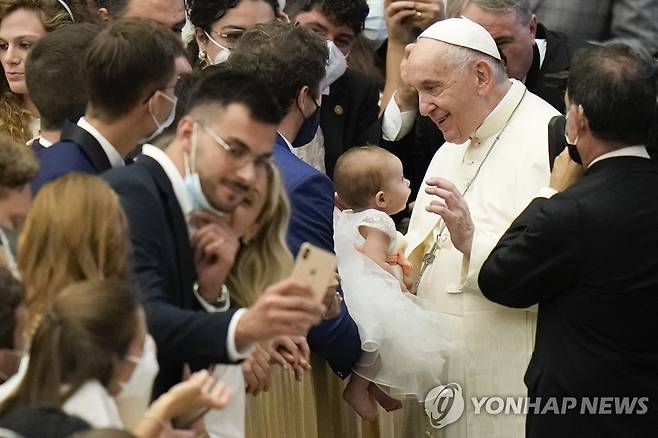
[{"x1": 195, "y1": 120, "x2": 272, "y2": 169}]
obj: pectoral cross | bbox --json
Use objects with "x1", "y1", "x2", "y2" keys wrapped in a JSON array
[{"x1": 411, "y1": 222, "x2": 447, "y2": 293}]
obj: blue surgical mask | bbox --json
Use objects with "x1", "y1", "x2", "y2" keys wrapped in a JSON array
[
  {"x1": 204, "y1": 31, "x2": 232, "y2": 64},
  {"x1": 292, "y1": 95, "x2": 321, "y2": 148},
  {"x1": 363, "y1": 0, "x2": 387, "y2": 50},
  {"x1": 183, "y1": 124, "x2": 226, "y2": 219}
]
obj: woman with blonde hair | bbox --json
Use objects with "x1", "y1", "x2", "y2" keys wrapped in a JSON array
[
  {"x1": 203, "y1": 163, "x2": 345, "y2": 438},
  {"x1": 0, "y1": 0, "x2": 88, "y2": 142},
  {"x1": 17, "y1": 172, "x2": 130, "y2": 335}
]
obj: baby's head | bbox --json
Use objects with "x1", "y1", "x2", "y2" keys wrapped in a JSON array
[{"x1": 334, "y1": 146, "x2": 411, "y2": 214}]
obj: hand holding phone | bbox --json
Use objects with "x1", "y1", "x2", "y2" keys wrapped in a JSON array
[{"x1": 291, "y1": 243, "x2": 337, "y2": 303}]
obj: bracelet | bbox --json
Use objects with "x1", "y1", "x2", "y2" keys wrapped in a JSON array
[
  {"x1": 193, "y1": 282, "x2": 231, "y2": 310},
  {"x1": 142, "y1": 414, "x2": 168, "y2": 430}
]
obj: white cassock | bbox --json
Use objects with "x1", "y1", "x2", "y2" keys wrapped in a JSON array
[{"x1": 402, "y1": 79, "x2": 559, "y2": 438}]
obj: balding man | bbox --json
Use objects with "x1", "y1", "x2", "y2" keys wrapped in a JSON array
[
  {"x1": 96, "y1": 0, "x2": 186, "y2": 33},
  {"x1": 399, "y1": 18, "x2": 559, "y2": 437}
]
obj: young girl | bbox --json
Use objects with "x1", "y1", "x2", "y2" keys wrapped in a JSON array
[{"x1": 333, "y1": 145, "x2": 457, "y2": 420}]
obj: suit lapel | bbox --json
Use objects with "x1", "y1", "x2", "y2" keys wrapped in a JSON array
[
  {"x1": 61, "y1": 121, "x2": 112, "y2": 173},
  {"x1": 140, "y1": 156, "x2": 196, "y2": 302}
]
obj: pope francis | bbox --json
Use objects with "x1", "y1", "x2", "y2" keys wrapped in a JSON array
[{"x1": 399, "y1": 18, "x2": 560, "y2": 438}]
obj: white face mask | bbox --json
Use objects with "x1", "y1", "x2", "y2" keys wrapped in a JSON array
[
  {"x1": 115, "y1": 335, "x2": 159, "y2": 428},
  {"x1": 203, "y1": 31, "x2": 232, "y2": 65},
  {"x1": 322, "y1": 40, "x2": 348, "y2": 95},
  {"x1": 363, "y1": 0, "x2": 387, "y2": 50},
  {"x1": 183, "y1": 124, "x2": 226, "y2": 231},
  {"x1": 139, "y1": 91, "x2": 177, "y2": 144}
]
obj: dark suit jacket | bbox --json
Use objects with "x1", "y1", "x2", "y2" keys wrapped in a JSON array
[
  {"x1": 381, "y1": 23, "x2": 586, "y2": 197},
  {"x1": 31, "y1": 121, "x2": 113, "y2": 194},
  {"x1": 479, "y1": 156, "x2": 658, "y2": 437},
  {"x1": 322, "y1": 69, "x2": 381, "y2": 179},
  {"x1": 272, "y1": 134, "x2": 361, "y2": 378},
  {"x1": 104, "y1": 156, "x2": 238, "y2": 397}
]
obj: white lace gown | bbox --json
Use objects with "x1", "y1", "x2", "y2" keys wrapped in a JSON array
[{"x1": 334, "y1": 209, "x2": 459, "y2": 401}]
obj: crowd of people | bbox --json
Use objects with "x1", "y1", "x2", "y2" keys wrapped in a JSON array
[{"x1": 0, "y1": 0, "x2": 657, "y2": 437}]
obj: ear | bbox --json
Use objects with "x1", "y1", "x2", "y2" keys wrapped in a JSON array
[
  {"x1": 195, "y1": 27, "x2": 208, "y2": 48},
  {"x1": 576, "y1": 105, "x2": 589, "y2": 132},
  {"x1": 474, "y1": 60, "x2": 494, "y2": 94},
  {"x1": 276, "y1": 11, "x2": 290, "y2": 23},
  {"x1": 375, "y1": 190, "x2": 386, "y2": 208},
  {"x1": 292, "y1": 85, "x2": 311, "y2": 115},
  {"x1": 97, "y1": 7, "x2": 111, "y2": 24},
  {"x1": 177, "y1": 115, "x2": 195, "y2": 154},
  {"x1": 529, "y1": 14, "x2": 537, "y2": 38}
]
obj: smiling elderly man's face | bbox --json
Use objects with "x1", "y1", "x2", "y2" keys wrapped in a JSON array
[{"x1": 406, "y1": 39, "x2": 486, "y2": 144}]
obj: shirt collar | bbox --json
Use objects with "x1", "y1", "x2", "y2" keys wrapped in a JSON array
[
  {"x1": 141, "y1": 144, "x2": 193, "y2": 218},
  {"x1": 536, "y1": 39, "x2": 547, "y2": 71},
  {"x1": 77, "y1": 117, "x2": 125, "y2": 168},
  {"x1": 277, "y1": 131, "x2": 294, "y2": 152},
  {"x1": 588, "y1": 145, "x2": 650, "y2": 168},
  {"x1": 38, "y1": 137, "x2": 53, "y2": 148},
  {"x1": 470, "y1": 79, "x2": 527, "y2": 142}
]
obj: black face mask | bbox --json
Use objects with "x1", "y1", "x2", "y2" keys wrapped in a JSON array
[
  {"x1": 548, "y1": 114, "x2": 582, "y2": 170},
  {"x1": 292, "y1": 95, "x2": 321, "y2": 148}
]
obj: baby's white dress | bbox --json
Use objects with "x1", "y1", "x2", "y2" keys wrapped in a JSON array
[{"x1": 334, "y1": 208, "x2": 459, "y2": 400}]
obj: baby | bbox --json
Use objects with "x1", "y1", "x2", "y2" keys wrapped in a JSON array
[{"x1": 334, "y1": 146, "x2": 453, "y2": 420}]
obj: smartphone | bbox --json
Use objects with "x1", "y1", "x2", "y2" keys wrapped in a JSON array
[{"x1": 291, "y1": 242, "x2": 337, "y2": 302}]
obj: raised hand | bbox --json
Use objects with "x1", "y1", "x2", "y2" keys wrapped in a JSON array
[
  {"x1": 191, "y1": 211, "x2": 240, "y2": 302},
  {"x1": 425, "y1": 177, "x2": 474, "y2": 258}
]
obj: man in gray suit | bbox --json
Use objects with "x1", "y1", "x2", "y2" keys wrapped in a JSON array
[{"x1": 528, "y1": 0, "x2": 658, "y2": 57}]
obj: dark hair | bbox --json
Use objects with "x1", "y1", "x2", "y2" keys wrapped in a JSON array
[
  {"x1": 0, "y1": 407, "x2": 90, "y2": 438},
  {"x1": 185, "y1": 64, "x2": 284, "y2": 125},
  {"x1": 226, "y1": 21, "x2": 328, "y2": 111},
  {"x1": 0, "y1": 267, "x2": 24, "y2": 349},
  {"x1": 26, "y1": 23, "x2": 101, "y2": 131},
  {"x1": 83, "y1": 17, "x2": 184, "y2": 120},
  {"x1": 567, "y1": 45, "x2": 658, "y2": 146},
  {"x1": 0, "y1": 279, "x2": 140, "y2": 416},
  {"x1": 185, "y1": 0, "x2": 278, "y2": 65},
  {"x1": 299, "y1": 0, "x2": 368, "y2": 35}
]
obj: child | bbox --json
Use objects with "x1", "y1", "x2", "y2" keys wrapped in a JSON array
[{"x1": 333, "y1": 146, "x2": 456, "y2": 420}]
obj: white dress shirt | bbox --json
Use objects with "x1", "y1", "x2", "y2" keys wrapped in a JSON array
[
  {"x1": 77, "y1": 117, "x2": 125, "y2": 168},
  {"x1": 140, "y1": 144, "x2": 251, "y2": 362},
  {"x1": 382, "y1": 39, "x2": 548, "y2": 142}
]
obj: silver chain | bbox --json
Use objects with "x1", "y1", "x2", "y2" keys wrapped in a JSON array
[{"x1": 412, "y1": 88, "x2": 528, "y2": 293}]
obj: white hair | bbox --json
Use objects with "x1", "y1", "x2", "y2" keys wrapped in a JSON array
[{"x1": 440, "y1": 42, "x2": 508, "y2": 83}]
